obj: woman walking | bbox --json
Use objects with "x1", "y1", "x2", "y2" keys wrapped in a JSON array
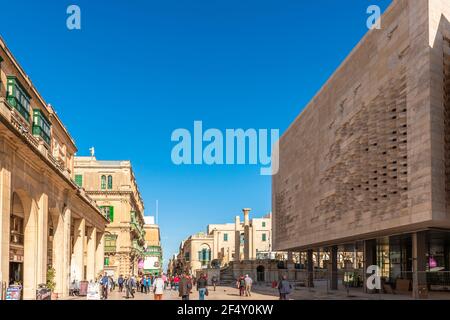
[{"x1": 152, "y1": 275, "x2": 165, "y2": 300}]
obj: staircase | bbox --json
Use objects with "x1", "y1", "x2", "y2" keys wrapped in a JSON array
[{"x1": 220, "y1": 265, "x2": 236, "y2": 285}]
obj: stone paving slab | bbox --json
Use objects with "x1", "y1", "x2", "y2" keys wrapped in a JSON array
[{"x1": 64, "y1": 285, "x2": 450, "y2": 301}]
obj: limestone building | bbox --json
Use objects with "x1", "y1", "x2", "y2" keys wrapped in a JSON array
[
  {"x1": 273, "y1": 0, "x2": 450, "y2": 296},
  {"x1": 0, "y1": 36, "x2": 108, "y2": 299},
  {"x1": 74, "y1": 156, "x2": 145, "y2": 277},
  {"x1": 177, "y1": 232, "x2": 214, "y2": 275},
  {"x1": 174, "y1": 209, "x2": 273, "y2": 275},
  {"x1": 208, "y1": 209, "x2": 273, "y2": 264},
  {"x1": 143, "y1": 216, "x2": 163, "y2": 276}
]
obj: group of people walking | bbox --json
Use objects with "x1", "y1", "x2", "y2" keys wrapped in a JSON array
[
  {"x1": 97, "y1": 273, "x2": 169, "y2": 300},
  {"x1": 92, "y1": 271, "x2": 292, "y2": 300},
  {"x1": 94, "y1": 272, "x2": 214, "y2": 300}
]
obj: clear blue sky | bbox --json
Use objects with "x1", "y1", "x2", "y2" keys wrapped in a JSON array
[{"x1": 0, "y1": 0, "x2": 391, "y2": 269}]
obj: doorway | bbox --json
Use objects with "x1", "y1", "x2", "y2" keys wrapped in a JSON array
[
  {"x1": 257, "y1": 265, "x2": 265, "y2": 282},
  {"x1": 9, "y1": 262, "x2": 23, "y2": 285}
]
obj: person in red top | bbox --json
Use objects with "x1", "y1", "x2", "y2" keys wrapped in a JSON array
[{"x1": 173, "y1": 275, "x2": 180, "y2": 291}]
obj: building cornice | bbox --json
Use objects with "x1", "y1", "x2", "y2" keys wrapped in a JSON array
[{"x1": 0, "y1": 102, "x2": 107, "y2": 223}]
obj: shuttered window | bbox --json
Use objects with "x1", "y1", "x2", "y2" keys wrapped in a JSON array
[
  {"x1": 100, "y1": 206, "x2": 114, "y2": 222},
  {"x1": 107, "y1": 175, "x2": 113, "y2": 189},
  {"x1": 75, "y1": 174, "x2": 83, "y2": 187}
]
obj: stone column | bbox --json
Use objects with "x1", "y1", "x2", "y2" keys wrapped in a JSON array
[
  {"x1": 243, "y1": 208, "x2": 251, "y2": 226},
  {"x1": 244, "y1": 225, "x2": 252, "y2": 260},
  {"x1": 52, "y1": 211, "x2": 64, "y2": 296},
  {"x1": 23, "y1": 200, "x2": 38, "y2": 300},
  {"x1": 95, "y1": 232, "x2": 105, "y2": 275},
  {"x1": 62, "y1": 209, "x2": 71, "y2": 297},
  {"x1": 287, "y1": 252, "x2": 295, "y2": 281},
  {"x1": 234, "y1": 216, "x2": 241, "y2": 262},
  {"x1": 52, "y1": 208, "x2": 72, "y2": 297},
  {"x1": 329, "y1": 246, "x2": 338, "y2": 290},
  {"x1": 0, "y1": 166, "x2": 11, "y2": 290},
  {"x1": 86, "y1": 226, "x2": 97, "y2": 281},
  {"x1": 72, "y1": 218, "x2": 86, "y2": 281},
  {"x1": 306, "y1": 249, "x2": 314, "y2": 287},
  {"x1": 412, "y1": 231, "x2": 427, "y2": 299},
  {"x1": 363, "y1": 239, "x2": 377, "y2": 293},
  {"x1": 36, "y1": 193, "x2": 48, "y2": 285}
]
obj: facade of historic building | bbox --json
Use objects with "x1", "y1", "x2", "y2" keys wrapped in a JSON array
[
  {"x1": 172, "y1": 209, "x2": 274, "y2": 275},
  {"x1": 74, "y1": 156, "x2": 145, "y2": 277},
  {"x1": 0, "y1": 36, "x2": 108, "y2": 299},
  {"x1": 143, "y1": 216, "x2": 162, "y2": 276},
  {"x1": 273, "y1": 0, "x2": 450, "y2": 296}
]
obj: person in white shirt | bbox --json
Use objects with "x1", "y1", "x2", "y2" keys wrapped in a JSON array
[
  {"x1": 152, "y1": 275, "x2": 165, "y2": 300},
  {"x1": 244, "y1": 274, "x2": 253, "y2": 297}
]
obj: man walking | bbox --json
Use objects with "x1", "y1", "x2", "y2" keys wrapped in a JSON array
[
  {"x1": 125, "y1": 276, "x2": 135, "y2": 299},
  {"x1": 179, "y1": 273, "x2": 193, "y2": 300},
  {"x1": 100, "y1": 273, "x2": 109, "y2": 300},
  {"x1": 118, "y1": 274, "x2": 124, "y2": 292},
  {"x1": 237, "y1": 276, "x2": 245, "y2": 296},
  {"x1": 196, "y1": 274, "x2": 208, "y2": 300},
  {"x1": 278, "y1": 275, "x2": 292, "y2": 300},
  {"x1": 211, "y1": 275, "x2": 218, "y2": 291},
  {"x1": 244, "y1": 274, "x2": 253, "y2": 297}
]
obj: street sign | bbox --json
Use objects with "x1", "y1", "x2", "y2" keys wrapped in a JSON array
[
  {"x1": 6, "y1": 285, "x2": 22, "y2": 300},
  {"x1": 86, "y1": 282, "x2": 101, "y2": 300}
]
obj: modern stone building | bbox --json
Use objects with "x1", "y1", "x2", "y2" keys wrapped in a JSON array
[
  {"x1": 273, "y1": 0, "x2": 450, "y2": 296},
  {"x1": 0, "y1": 36, "x2": 108, "y2": 299},
  {"x1": 143, "y1": 216, "x2": 163, "y2": 276},
  {"x1": 74, "y1": 156, "x2": 146, "y2": 277}
]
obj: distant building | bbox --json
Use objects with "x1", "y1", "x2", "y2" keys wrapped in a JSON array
[
  {"x1": 143, "y1": 216, "x2": 163, "y2": 275},
  {"x1": 173, "y1": 208, "x2": 276, "y2": 275},
  {"x1": 74, "y1": 156, "x2": 146, "y2": 277}
]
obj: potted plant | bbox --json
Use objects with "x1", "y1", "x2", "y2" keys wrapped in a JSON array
[{"x1": 46, "y1": 267, "x2": 57, "y2": 300}]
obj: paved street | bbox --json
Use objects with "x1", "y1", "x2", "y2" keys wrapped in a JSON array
[
  {"x1": 65, "y1": 285, "x2": 279, "y2": 301},
  {"x1": 64, "y1": 283, "x2": 450, "y2": 300}
]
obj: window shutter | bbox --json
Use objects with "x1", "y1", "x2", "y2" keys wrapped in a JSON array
[
  {"x1": 75, "y1": 174, "x2": 83, "y2": 187},
  {"x1": 109, "y1": 206, "x2": 114, "y2": 222},
  {"x1": 101, "y1": 175, "x2": 106, "y2": 189}
]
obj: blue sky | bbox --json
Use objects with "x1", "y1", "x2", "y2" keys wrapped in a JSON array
[{"x1": 0, "y1": 0, "x2": 391, "y2": 269}]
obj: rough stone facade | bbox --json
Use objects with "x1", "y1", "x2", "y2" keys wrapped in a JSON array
[{"x1": 273, "y1": 0, "x2": 450, "y2": 251}]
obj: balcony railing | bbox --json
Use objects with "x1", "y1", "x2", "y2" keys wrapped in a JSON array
[
  {"x1": 0, "y1": 98, "x2": 105, "y2": 220},
  {"x1": 131, "y1": 218, "x2": 145, "y2": 241},
  {"x1": 7, "y1": 95, "x2": 30, "y2": 121},
  {"x1": 104, "y1": 245, "x2": 116, "y2": 253},
  {"x1": 132, "y1": 240, "x2": 145, "y2": 255}
]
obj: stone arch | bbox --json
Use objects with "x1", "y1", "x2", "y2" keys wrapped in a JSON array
[
  {"x1": 12, "y1": 189, "x2": 38, "y2": 299},
  {"x1": 256, "y1": 265, "x2": 265, "y2": 282}
]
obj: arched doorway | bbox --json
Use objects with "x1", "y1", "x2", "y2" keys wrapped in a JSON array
[
  {"x1": 10, "y1": 191, "x2": 38, "y2": 299},
  {"x1": 256, "y1": 265, "x2": 265, "y2": 282},
  {"x1": 9, "y1": 193, "x2": 25, "y2": 286}
]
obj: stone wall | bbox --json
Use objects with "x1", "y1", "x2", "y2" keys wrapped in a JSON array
[{"x1": 273, "y1": 0, "x2": 450, "y2": 251}]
